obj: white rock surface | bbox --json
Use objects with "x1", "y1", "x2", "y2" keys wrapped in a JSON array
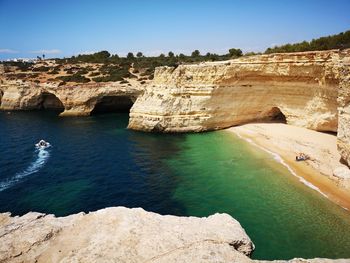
[
  {"x1": 0, "y1": 206, "x2": 254, "y2": 263},
  {"x1": 1, "y1": 207, "x2": 349, "y2": 262}
]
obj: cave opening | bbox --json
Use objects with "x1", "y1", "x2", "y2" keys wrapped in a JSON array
[
  {"x1": 91, "y1": 96, "x2": 134, "y2": 115},
  {"x1": 264, "y1": 107, "x2": 287, "y2": 123},
  {"x1": 39, "y1": 93, "x2": 65, "y2": 113},
  {"x1": 0, "y1": 90, "x2": 3, "y2": 106}
]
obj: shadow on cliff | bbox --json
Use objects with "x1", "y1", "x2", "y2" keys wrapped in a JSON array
[
  {"x1": 90, "y1": 96, "x2": 134, "y2": 115},
  {"x1": 38, "y1": 92, "x2": 65, "y2": 114}
]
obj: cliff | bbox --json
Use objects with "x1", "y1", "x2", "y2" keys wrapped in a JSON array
[
  {"x1": 128, "y1": 50, "x2": 350, "y2": 168},
  {"x1": 128, "y1": 50, "x2": 342, "y2": 133},
  {"x1": 338, "y1": 49, "x2": 350, "y2": 167},
  {"x1": 1, "y1": 50, "x2": 350, "y2": 167},
  {"x1": 0, "y1": 80, "x2": 143, "y2": 116}
]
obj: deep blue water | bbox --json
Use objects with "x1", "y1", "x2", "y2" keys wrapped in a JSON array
[
  {"x1": 1, "y1": 111, "x2": 350, "y2": 260},
  {"x1": 0, "y1": 111, "x2": 188, "y2": 216}
]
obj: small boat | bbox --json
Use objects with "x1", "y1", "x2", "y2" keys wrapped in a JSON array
[{"x1": 35, "y1": 140, "x2": 50, "y2": 149}]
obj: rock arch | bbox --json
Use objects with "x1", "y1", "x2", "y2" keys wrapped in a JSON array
[
  {"x1": 90, "y1": 95, "x2": 134, "y2": 115},
  {"x1": 38, "y1": 92, "x2": 65, "y2": 112},
  {"x1": 0, "y1": 89, "x2": 3, "y2": 107}
]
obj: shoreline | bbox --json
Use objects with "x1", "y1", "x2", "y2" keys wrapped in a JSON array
[{"x1": 227, "y1": 123, "x2": 350, "y2": 212}]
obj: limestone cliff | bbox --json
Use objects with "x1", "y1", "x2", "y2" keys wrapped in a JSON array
[
  {"x1": 0, "y1": 80, "x2": 143, "y2": 116},
  {"x1": 338, "y1": 49, "x2": 350, "y2": 167},
  {"x1": 128, "y1": 50, "x2": 341, "y2": 133},
  {"x1": 1, "y1": 50, "x2": 349, "y2": 166}
]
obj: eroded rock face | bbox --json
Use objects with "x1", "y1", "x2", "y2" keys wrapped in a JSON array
[
  {"x1": 1, "y1": 207, "x2": 349, "y2": 262},
  {"x1": 128, "y1": 50, "x2": 342, "y2": 133},
  {"x1": 0, "y1": 207, "x2": 254, "y2": 263},
  {"x1": 128, "y1": 49, "x2": 350, "y2": 169},
  {"x1": 338, "y1": 49, "x2": 350, "y2": 167},
  {"x1": 0, "y1": 80, "x2": 143, "y2": 116}
]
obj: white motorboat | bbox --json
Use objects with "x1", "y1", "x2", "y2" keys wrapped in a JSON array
[{"x1": 35, "y1": 140, "x2": 50, "y2": 149}]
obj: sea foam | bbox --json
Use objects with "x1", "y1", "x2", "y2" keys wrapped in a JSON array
[{"x1": 0, "y1": 148, "x2": 50, "y2": 192}]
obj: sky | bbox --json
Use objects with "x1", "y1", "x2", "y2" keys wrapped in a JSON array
[{"x1": 0, "y1": 0, "x2": 349, "y2": 60}]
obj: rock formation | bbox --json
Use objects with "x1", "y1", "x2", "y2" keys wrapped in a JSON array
[
  {"x1": 0, "y1": 80, "x2": 143, "y2": 116},
  {"x1": 338, "y1": 49, "x2": 350, "y2": 167},
  {"x1": 1, "y1": 49, "x2": 349, "y2": 166},
  {"x1": 1, "y1": 207, "x2": 349, "y2": 263},
  {"x1": 128, "y1": 49, "x2": 350, "y2": 169},
  {"x1": 0, "y1": 207, "x2": 254, "y2": 263},
  {"x1": 128, "y1": 50, "x2": 342, "y2": 133}
]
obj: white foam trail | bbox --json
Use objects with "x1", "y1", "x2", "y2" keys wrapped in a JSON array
[
  {"x1": 0, "y1": 148, "x2": 50, "y2": 192},
  {"x1": 233, "y1": 130, "x2": 329, "y2": 199}
]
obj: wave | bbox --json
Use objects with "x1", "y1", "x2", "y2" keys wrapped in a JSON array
[{"x1": 0, "y1": 148, "x2": 50, "y2": 192}]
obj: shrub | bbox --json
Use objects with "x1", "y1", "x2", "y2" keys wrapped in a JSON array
[
  {"x1": 265, "y1": 30, "x2": 350, "y2": 54},
  {"x1": 33, "y1": 66, "x2": 50, "y2": 72},
  {"x1": 89, "y1": 71, "x2": 100, "y2": 77},
  {"x1": 229, "y1": 48, "x2": 243, "y2": 57},
  {"x1": 56, "y1": 73, "x2": 90, "y2": 83}
]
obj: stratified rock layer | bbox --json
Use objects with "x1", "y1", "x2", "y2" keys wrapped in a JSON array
[
  {"x1": 0, "y1": 207, "x2": 254, "y2": 263},
  {"x1": 1, "y1": 50, "x2": 349, "y2": 167},
  {"x1": 0, "y1": 81, "x2": 142, "y2": 116},
  {"x1": 128, "y1": 50, "x2": 341, "y2": 133},
  {"x1": 128, "y1": 49, "x2": 350, "y2": 168},
  {"x1": 338, "y1": 49, "x2": 350, "y2": 167}
]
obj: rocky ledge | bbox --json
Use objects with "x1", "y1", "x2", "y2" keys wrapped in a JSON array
[
  {"x1": 1, "y1": 207, "x2": 349, "y2": 263},
  {"x1": 0, "y1": 207, "x2": 254, "y2": 263}
]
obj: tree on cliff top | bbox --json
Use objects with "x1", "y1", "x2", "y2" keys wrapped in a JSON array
[
  {"x1": 127, "y1": 52, "x2": 135, "y2": 59},
  {"x1": 191, "y1": 50, "x2": 200, "y2": 57},
  {"x1": 265, "y1": 30, "x2": 350, "y2": 54},
  {"x1": 229, "y1": 48, "x2": 243, "y2": 57}
]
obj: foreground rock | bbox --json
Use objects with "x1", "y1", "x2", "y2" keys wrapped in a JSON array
[
  {"x1": 0, "y1": 207, "x2": 254, "y2": 263},
  {"x1": 1, "y1": 207, "x2": 349, "y2": 263}
]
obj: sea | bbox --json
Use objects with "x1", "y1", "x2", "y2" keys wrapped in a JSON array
[{"x1": 1, "y1": 111, "x2": 350, "y2": 260}]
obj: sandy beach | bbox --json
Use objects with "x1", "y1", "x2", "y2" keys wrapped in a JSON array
[{"x1": 228, "y1": 123, "x2": 350, "y2": 211}]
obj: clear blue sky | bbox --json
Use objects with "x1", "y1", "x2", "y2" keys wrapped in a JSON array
[{"x1": 0, "y1": 0, "x2": 349, "y2": 59}]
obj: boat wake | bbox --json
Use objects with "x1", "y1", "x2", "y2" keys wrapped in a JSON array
[{"x1": 0, "y1": 148, "x2": 50, "y2": 192}]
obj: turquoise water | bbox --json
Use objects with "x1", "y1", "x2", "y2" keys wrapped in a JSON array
[{"x1": 0, "y1": 112, "x2": 350, "y2": 260}]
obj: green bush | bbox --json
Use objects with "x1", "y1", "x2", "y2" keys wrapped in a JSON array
[
  {"x1": 33, "y1": 66, "x2": 50, "y2": 72},
  {"x1": 89, "y1": 71, "x2": 100, "y2": 77},
  {"x1": 265, "y1": 30, "x2": 350, "y2": 54},
  {"x1": 229, "y1": 48, "x2": 243, "y2": 57},
  {"x1": 57, "y1": 73, "x2": 90, "y2": 83}
]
